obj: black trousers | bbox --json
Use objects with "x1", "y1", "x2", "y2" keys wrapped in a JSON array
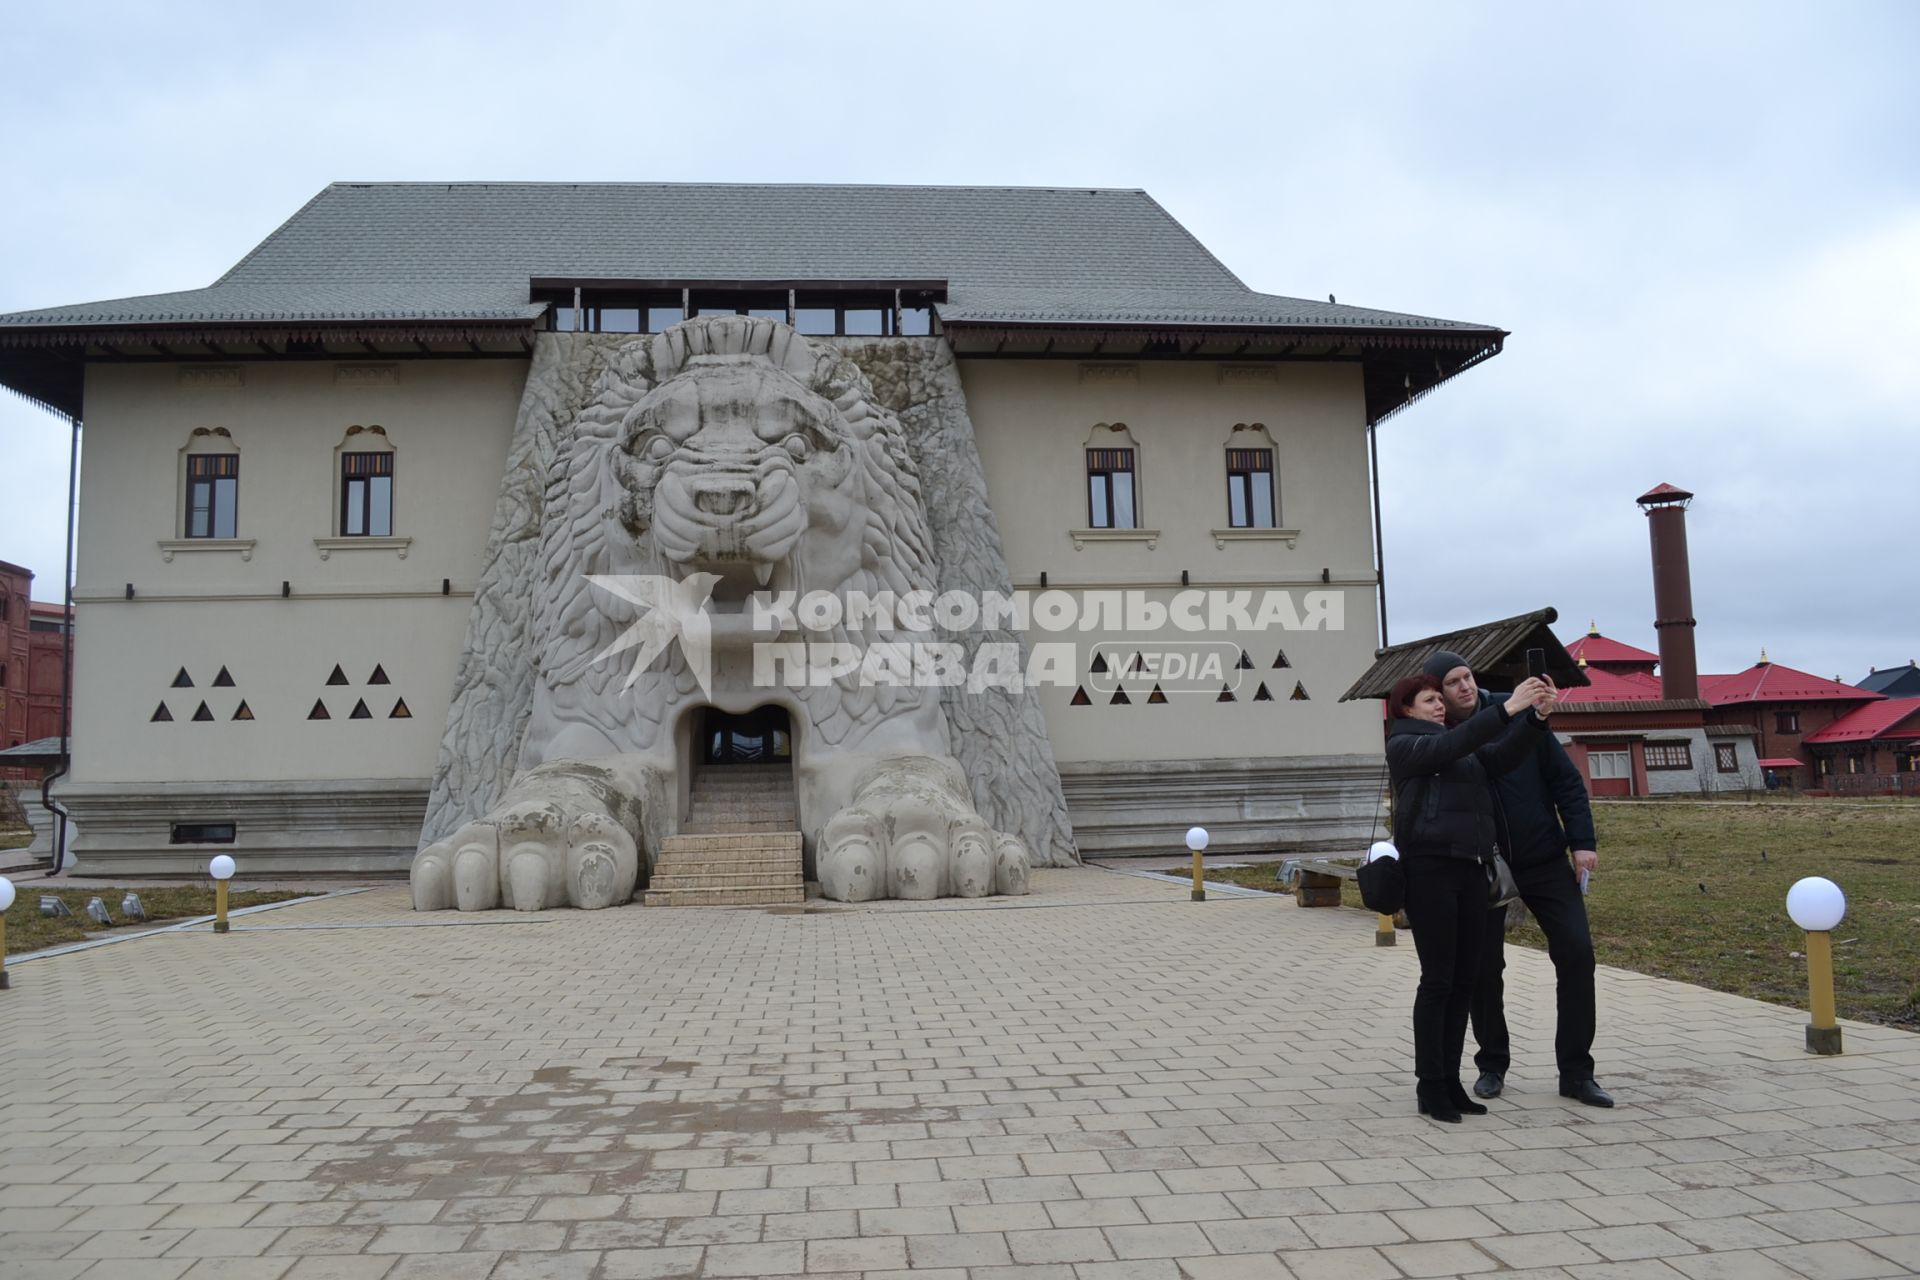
[
  {"x1": 1471, "y1": 854, "x2": 1597, "y2": 1082},
  {"x1": 1403, "y1": 857, "x2": 1485, "y2": 1086}
]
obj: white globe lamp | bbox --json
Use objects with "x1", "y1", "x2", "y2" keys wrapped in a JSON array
[
  {"x1": 1786, "y1": 876, "x2": 1845, "y2": 1055},
  {"x1": 1185, "y1": 827, "x2": 1209, "y2": 902},
  {"x1": 209, "y1": 855, "x2": 237, "y2": 934}
]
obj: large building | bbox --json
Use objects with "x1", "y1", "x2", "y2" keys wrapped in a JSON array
[
  {"x1": 0, "y1": 183, "x2": 1504, "y2": 895},
  {"x1": 0, "y1": 561, "x2": 71, "y2": 758}
]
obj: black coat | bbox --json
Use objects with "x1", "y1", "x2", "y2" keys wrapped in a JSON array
[
  {"x1": 1386, "y1": 703, "x2": 1546, "y2": 863},
  {"x1": 1469, "y1": 689, "x2": 1598, "y2": 868}
]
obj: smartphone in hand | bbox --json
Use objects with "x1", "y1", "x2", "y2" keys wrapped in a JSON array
[{"x1": 1526, "y1": 647, "x2": 1548, "y2": 681}]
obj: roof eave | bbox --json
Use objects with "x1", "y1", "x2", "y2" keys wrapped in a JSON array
[{"x1": 940, "y1": 319, "x2": 1506, "y2": 425}]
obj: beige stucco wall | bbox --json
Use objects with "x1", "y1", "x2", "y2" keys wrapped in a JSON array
[
  {"x1": 70, "y1": 359, "x2": 527, "y2": 784},
  {"x1": 958, "y1": 359, "x2": 1383, "y2": 765}
]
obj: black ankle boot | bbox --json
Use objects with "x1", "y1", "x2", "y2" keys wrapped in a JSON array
[
  {"x1": 1416, "y1": 1081, "x2": 1461, "y2": 1123},
  {"x1": 1446, "y1": 1080, "x2": 1488, "y2": 1115}
]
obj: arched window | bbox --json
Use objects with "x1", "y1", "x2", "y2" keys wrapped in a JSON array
[
  {"x1": 1223, "y1": 423, "x2": 1278, "y2": 529},
  {"x1": 334, "y1": 426, "x2": 398, "y2": 537},
  {"x1": 1083, "y1": 423, "x2": 1141, "y2": 530},
  {"x1": 179, "y1": 427, "x2": 241, "y2": 539}
]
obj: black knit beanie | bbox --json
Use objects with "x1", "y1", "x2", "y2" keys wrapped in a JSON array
[{"x1": 1421, "y1": 649, "x2": 1471, "y2": 683}]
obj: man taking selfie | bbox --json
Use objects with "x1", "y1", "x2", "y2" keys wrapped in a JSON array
[{"x1": 1421, "y1": 649, "x2": 1613, "y2": 1108}]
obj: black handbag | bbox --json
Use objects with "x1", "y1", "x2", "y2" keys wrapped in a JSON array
[{"x1": 1358, "y1": 854, "x2": 1405, "y2": 914}]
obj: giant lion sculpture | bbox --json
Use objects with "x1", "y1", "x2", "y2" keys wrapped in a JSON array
[{"x1": 412, "y1": 317, "x2": 1035, "y2": 910}]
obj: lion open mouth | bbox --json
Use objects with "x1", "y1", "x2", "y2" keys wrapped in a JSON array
[{"x1": 650, "y1": 456, "x2": 806, "y2": 609}]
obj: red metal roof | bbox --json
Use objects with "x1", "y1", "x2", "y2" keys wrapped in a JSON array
[
  {"x1": 1757, "y1": 758, "x2": 1806, "y2": 769},
  {"x1": 1636, "y1": 482, "x2": 1695, "y2": 505},
  {"x1": 1565, "y1": 633, "x2": 1660, "y2": 665},
  {"x1": 1801, "y1": 697, "x2": 1920, "y2": 745},
  {"x1": 1700, "y1": 661, "x2": 1883, "y2": 707},
  {"x1": 1557, "y1": 667, "x2": 1666, "y2": 704}
]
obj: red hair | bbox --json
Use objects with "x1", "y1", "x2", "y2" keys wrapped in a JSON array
[{"x1": 1389, "y1": 674, "x2": 1442, "y2": 719}]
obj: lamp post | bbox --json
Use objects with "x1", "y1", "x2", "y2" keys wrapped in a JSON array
[
  {"x1": 0, "y1": 876, "x2": 14, "y2": 989},
  {"x1": 209, "y1": 855, "x2": 236, "y2": 934},
  {"x1": 1186, "y1": 827, "x2": 1209, "y2": 902},
  {"x1": 1786, "y1": 876, "x2": 1845, "y2": 1055}
]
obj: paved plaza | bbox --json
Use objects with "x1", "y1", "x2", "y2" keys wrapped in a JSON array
[{"x1": 1, "y1": 867, "x2": 1917, "y2": 1280}]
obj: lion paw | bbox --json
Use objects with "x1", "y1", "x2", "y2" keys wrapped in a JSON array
[
  {"x1": 412, "y1": 785, "x2": 639, "y2": 912},
  {"x1": 818, "y1": 756, "x2": 1030, "y2": 902}
]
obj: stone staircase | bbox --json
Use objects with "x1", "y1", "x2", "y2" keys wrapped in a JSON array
[{"x1": 642, "y1": 764, "x2": 805, "y2": 907}]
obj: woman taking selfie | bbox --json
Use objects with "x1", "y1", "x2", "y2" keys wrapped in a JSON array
[{"x1": 1386, "y1": 671, "x2": 1556, "y2": 1122}]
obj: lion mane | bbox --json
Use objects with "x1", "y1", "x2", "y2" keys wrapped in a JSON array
[{"x1": 527, "y1": 315, "x2": 943, "y2": 757}]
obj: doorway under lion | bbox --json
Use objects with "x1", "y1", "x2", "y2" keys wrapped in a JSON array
[{"x1": 683, "y1": 706, "x2": 799, "y2": 834}]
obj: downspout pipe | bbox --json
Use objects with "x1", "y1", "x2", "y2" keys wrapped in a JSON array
[
  {"x1": 39, "y1": 413, "x2": 78, "y2": 872},
  {"x1": 1367, "y1": 419, "x2": 1388, "y2": 649}
]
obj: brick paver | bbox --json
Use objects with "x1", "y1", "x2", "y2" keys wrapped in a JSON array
[{"x1": 1, "y1": 867, "x2": 1916, "y2": 1279}]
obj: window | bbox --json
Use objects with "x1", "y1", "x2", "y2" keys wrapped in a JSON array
[
  {"x1": 1645, "y1": 741, "x2": 1693, "y2": 770},
  {"x1": 1715, "y1": 743, "x2": 1739, "y2": 772},
  {"x1": 185, "y1": 453, "x2": 239, "y2": 538},
  {"x1": 1086, "y1": 448, "x2": 1137, "y2": 529},
  {"x1": 1588, "y1": 749, "x2": 1631, "y2": 779},
  {"x1": 170, "y1": 822, "x2": 236, "y2": 844},
  {"x1": 1226, "y1": 448, "x2": 1276, "y2": 529},
  {"x1": 341, "y1": 452, "x2": 394, "y2": 537},
  {"x1": 1776, "y1": 711, "x2": 1801, "y2": 734}
]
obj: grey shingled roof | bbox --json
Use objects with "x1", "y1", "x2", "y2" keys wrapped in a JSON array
[{"x1": 0, "y1": 183, "x2": 1499, "y2": 333}]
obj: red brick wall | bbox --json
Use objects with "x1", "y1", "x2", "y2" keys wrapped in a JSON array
[{"x1": 0, "y1": 564, "x2": 30, "y2": 750}]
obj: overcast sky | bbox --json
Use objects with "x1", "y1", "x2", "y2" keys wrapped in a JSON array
[{"x1": 3, "y1": 1, "x2": 1914, "y2": 682}]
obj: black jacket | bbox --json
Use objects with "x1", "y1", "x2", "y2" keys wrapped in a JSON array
[
  {"x1": 1468, "y1": 689, "x2": 1598, "y2": 869},
  {"x1": 1386, "y1": 702, "x2": 1546, "y2": 863}
]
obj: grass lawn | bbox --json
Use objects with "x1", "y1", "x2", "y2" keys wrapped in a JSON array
[
  {"x1": 0, "y1": 828, "x2": 27, "y2": 851},
  {"x1": 1168, "y1": 796, "x2": 1920, "y2": 1030},
  {"x1": 4, "y1": 886, "x2": 311, "y2": 955}
]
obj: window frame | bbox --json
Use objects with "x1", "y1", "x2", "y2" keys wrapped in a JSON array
[
  {"x1": 1086, "y1": 447, "x2": 1138, "y2": 530},
  {"x1": 1714, "y1": 742, "x2": 1739, "y2": 773},
  {"x1": 340, "y1": 451, "x2": 395, "y2": 538},
  {"x1": 184, "y1": 452, "x2": 240, "y2": 539},
  {"x1": 1225, "y1": 447, "x2": 1276, "y2": 529},
  {"x1": 1644, "y1": 740, "x2": 1694, "y2": 771},
  {"x1": 1776, "y1": 710, "x2": 1801, "y2": 734}
]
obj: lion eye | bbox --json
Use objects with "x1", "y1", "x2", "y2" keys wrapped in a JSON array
[
  {"x1": 783, "y1": 434, "x2": 811, "y2": 461},
  {"x1": 644, "y1": 435, "x2": 672, "y2": 461}
]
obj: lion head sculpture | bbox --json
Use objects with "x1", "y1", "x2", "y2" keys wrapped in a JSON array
[{"x1": 519, "y1": 316, "x2": 946, "y2": 767}]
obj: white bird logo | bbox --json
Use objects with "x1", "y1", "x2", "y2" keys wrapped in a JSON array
[{"x1": 584, "y1": 573, "x2": 723, "y2": 696}]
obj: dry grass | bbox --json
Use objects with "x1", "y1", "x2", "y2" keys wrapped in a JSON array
[
  {"x1": 3, "y1": 886, "x2": 311, "y2": 955},
  {"x1": 1166, "y1": 796, "x2": 1920, "y2": 1030}
]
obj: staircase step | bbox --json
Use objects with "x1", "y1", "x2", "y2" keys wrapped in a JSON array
[
  {"x1": 643, "y1": 884, "x2": 805, "y2": 907},
  {"x1": 663, "y1": 832, "x2": 802, "y2": 853},
  {"x1": 681, "y1": 819, "x2": 798, "y2": 834},
  {"x1": 650, "y1": 871, "x2": 804, "y2": 890},
  {"x1": 651, "y1": 853, "x2": 799, "y2": 873},
  {"x1": 690, "y1": 788, "x2": 795, "y2": 804}
]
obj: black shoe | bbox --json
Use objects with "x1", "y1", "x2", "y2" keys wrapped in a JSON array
[
  {"x1": 1446, "y1": 1080, "x2": 1489, "y2": 1116},
  {"x1": 1416, "y1": 1081, "x2": 1461, "y2": 1123},
  {"x1": 1472, "y1": 1071, "x2": 1504, "y2": 1099},
  {"x1": 1559, "y1": 1078, "x2": 1614, "y2": 1108}
]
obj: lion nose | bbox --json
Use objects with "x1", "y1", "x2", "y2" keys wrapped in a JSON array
[{"x1": 690, "y1": 476, "x2": 757, "y2": 517}]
